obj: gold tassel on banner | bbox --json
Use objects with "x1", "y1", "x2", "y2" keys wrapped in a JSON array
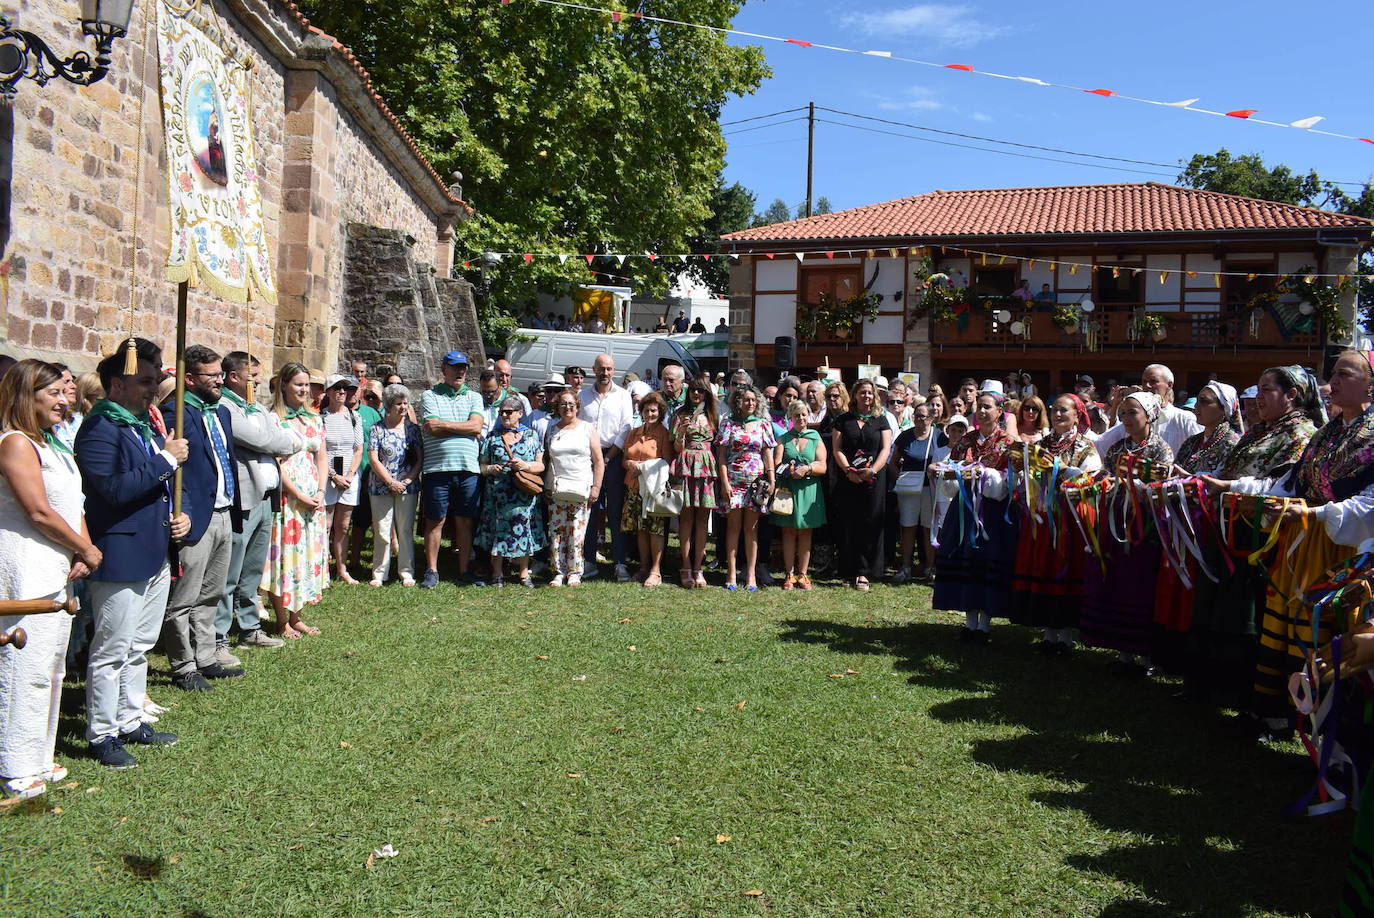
[{"x1": 122, "y1": 336, "x2": 139, "y2": 375}]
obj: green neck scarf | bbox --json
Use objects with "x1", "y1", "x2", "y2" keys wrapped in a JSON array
[
  {"x1": 87, "y1": 398, "x2": 154, "y2": 444},
  {"x1": 286, "y1": 404, "x2": 318, "y2": 420},
  {"x1": 182, "y1": 390, "x2": 219, "y2": 415},
  {"x1": 220, "y1": 387, "x2": 260, "y2": 415},
  {"x1": 41, "y1": 429, "x2": 72, "y2": 455},
  {"x1": 434, "y1": 382, "x2": 470, "y2": 398}
]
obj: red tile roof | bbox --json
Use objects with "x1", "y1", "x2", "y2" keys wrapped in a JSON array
[{"x1": 721, "y1": 183, "x2": 1373, "y2": 247}]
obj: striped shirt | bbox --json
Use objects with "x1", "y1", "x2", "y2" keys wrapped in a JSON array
[{"x1": 419, "y1": 384, "x2": 484, "y2": 473}]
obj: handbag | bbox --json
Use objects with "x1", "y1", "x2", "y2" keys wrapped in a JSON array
[
  {"x1": 892, "y1": 430, "x2": 935, "y2": 496},
  {"x1": 549, "y1": 475, "x2": 590, "y2": 503},
  {"x1": 639, "y1": 458, "x2": 684, "y2": 516},
  {"x1": 499, "y1": 432, "x2": 543, "y2": 496},
  {"x1": 746, "y1": 475, "x2": 772, "y2": 511},
  {"x1": 769, "y1": 486, "x2": 794, "y2": 515}
]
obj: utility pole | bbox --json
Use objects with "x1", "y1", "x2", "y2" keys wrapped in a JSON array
[{"x1": 804, "y1": 101, "x2": 814, "y2": 218}]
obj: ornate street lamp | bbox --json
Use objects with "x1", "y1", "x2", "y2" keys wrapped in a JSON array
[{"x1": 0, "y1": 0, "x2": 134, "y2": 101}]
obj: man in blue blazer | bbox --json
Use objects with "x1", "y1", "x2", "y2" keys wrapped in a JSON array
[
  {"x1": 75, "y1": 338, "x2": 191, "y2": 769},
  {"x1": 161, "y1": 344, "x2": 245, "y2": 691}
]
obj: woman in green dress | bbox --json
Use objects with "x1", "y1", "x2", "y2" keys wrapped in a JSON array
[{"x1": 771, "y1": 399, "x2": 828, "y2": 590}]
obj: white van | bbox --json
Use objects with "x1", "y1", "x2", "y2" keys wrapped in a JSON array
[{"x1": 505, "y1": 329, "x2": 703, "y2": 394}]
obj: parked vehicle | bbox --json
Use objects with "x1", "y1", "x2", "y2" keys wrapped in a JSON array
[{"x1": 505, "y1": 329, "x2": 703, "y2": 393}]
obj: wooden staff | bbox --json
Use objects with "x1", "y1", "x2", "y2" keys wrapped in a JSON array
[
  {"x1": 172, "y1": 281, "x2": 188, "y2": 518},
  {"x1": 0, "y1": 597, "x2": 78, "y2": 650}
]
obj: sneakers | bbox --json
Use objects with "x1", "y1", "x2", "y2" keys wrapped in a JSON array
[
  {"x1": 581, "y1": 564, "x2": 600, "y2": 581},
  {"x1": 419, "y1": 569, "x2": 440, "y2": 590},
  {"x1": 201, "y1": 662, "x2": 245, "y2": 680},
  {"x1": 368, "y1": 578, "x2": 384, "y2": 587},
  {"x1": 615, "y1": 564, "x2": 632, "y2": 583},
  {"x1": 89, "y1": 737, "x2": 138, "y2": 769},
  {"x1": 239, "y1": 629, "x2": 284, "y2": 649},
  {"x1": 460, "y1": 571, "x2": 487, "y2": 587},
  {"x1": 173, "y1": 671, "x2": 214, "y2": 692},
  {"x1": 39, "y1": 763, "x2": 67, "y2": 782},
  {"x1": 214, "y1": 645, "x2": 242, "y2": 668},
  {"x1": 119, "y1": 722, "x2": 179, "y2": 747}
]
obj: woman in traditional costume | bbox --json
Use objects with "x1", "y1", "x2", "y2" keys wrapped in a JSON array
[
  {"x1": 1009, "y1": 393, "x2": 1100, "y2": 654},
  {"x1": 1151, "y1": 382, "x2": 1242, "y2": 673},
  {"x1": 1207, "y1": 352, "x2": 1374, "y2": 739},
  {"x1": 933, "y1": 380, "x2": 1017, "y2": 644},
  {"x1": 1189, "y1": 366, "x2": 1324, "y2": 710},
  {"x1": 1078, "y1": 392, "x2": 1174, "y2": 676}
]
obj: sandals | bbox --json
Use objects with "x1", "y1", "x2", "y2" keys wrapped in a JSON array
[
  {"x1": 781, "y1": 574, "x2": 796, "y2": 591},
  {"x1": 642, "y1": 573, "x2": 661, "y2": 589},
  {"x1": 680, "y1": 569, "x2": 694, "y2": 589},
  {"x1": 4, "y1": 776, "x2": 45, "y2": 800},
  {"x1": 294, "y1": 622, "x2": 321, "y2": 636},
  {"x1": 797, "y1": 575, "x2": 813, "y2": 591},
  {"x1": 519, "y1": 573, "x2": 534, "y2": 588},
  {"x1": 694, "y1": 570, "x2": 707, "y2": 589},
  {"x1": 336, "y1": 572, "x2": 359, "y2": 586},
  {"x1": 854, "y1": 578, "x2": 870, "y2": 592}
]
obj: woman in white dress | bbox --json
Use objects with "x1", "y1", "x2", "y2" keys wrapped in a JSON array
[{"x1": 0, "y1": 360, "x2": 102, "y2": 799}]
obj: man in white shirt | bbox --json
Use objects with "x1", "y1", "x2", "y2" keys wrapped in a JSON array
[
  {"x1": 1092, "y1": 363, "x2": 1201, "y2": 456},
  {"x1": 578, "y1": 353, "x2": 633, "y2": 580}
]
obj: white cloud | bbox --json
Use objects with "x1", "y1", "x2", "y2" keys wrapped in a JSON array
[
  {"x1": 844, "y1": 4, "x2": 1009, "y2": 48},
  {"x1": 874, "y1": 85, "x2": 945, "y2": 112},
  {"x1": 970, "y1": 111, "x2": 993, "y2": 122}
]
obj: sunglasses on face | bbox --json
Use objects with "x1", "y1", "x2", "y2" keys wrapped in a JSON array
[{"x1": 499, "y1": 408, "x2": 520, "y2": 415}]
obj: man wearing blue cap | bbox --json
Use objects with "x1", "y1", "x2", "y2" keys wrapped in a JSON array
[{"x1": 418, "y1": 351, "x2": 486, "y2": 588}]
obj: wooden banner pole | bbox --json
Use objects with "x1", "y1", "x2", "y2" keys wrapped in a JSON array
[{"x1": 172, "y1": 280, "x2": 188, "y2": 518}]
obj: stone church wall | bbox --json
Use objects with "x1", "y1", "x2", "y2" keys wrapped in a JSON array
[{"x1": 2, "y1": 0, "x2": 470, "y2": 375}]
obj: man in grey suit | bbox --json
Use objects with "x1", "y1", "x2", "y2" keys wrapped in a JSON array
[{"x1": 215, "y1": 352, "x2": 302, "y2": 654}]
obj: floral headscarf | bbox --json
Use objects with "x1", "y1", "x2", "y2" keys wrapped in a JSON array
[
  {"x1": 1203, "y1": 381, "x2": 1239, "y2": 424},
  {"x1": 1123, "y1": 390, "x2": 1162, "y2": 424},
  {"x1": 1268, "y1": 365, "x2": 1326, "y2": 425}
]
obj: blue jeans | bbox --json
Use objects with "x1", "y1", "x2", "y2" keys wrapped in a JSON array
[
  {"x1": 216, "y1": 498, "x2": 272, "y2": 641},
  {"x1": 584, "y1": 454, "x2": 626, "y2": 566}
]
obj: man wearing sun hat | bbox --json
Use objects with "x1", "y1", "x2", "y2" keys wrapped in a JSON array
[{"x1": 418, "y1": 351, "x2": 486, "y2": 589}]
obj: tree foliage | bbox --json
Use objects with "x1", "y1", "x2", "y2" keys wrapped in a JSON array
[
  {"x1": 668, "y1": 176, "x2": 755, "y2": 298},
  {"x1": 295, "y1": 0, "x2": 768, "y2": 347},
  {"x1": 813, "y1": 196, "x2": 832, "y2": 216},
  {"x1": 1178, "y1": 148, "x2": 1374, "y2": 333},
  {"x1": 756, "y1": 197, "x2": 793, "y2": 226}
]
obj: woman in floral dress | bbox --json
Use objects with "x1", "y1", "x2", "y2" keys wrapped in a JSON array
[
  {"x1": 714, "y1": 386, "x2": 775, "y2": 591},
  {"x1": 266, "y1": 363, "x2": 329, "y2": 638},
  {"x1": 475, "y1": 397, "x2": 546, "y2": 586},
  {"x1": 671, "y1": 381, "x2": 718, "y2": 588}
]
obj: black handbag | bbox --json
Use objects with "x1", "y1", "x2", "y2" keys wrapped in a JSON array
[{"x1": 745, "y1": 475, "x2": 772, "y2": 511}]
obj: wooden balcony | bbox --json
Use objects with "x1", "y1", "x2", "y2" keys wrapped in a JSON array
[{"x1": 928, "y1": 306, "x2": 1323, "y2": 352}]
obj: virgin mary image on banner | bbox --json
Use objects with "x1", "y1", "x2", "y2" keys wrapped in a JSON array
[{"x1": 189, "y1": 77, "x2": 229, "y2": 186}]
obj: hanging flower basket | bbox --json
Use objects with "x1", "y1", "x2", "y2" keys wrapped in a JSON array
[
  {"x1": 1133, "y1": 313, "x2": 1167, "y2": 342},
  {"x1": 1050, "y1": 304, "x2": 1080, "y2": 334}
]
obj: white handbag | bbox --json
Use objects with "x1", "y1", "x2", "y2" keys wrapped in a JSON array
[
  {"x1": 548, "y1": 475, "x2": 590, "y2": 504},
  {"x1": 639, "y1": 458, "x2": 684, "y2": 516},
  {"x1": 892, "y1": 431, "x2": 935, "y2": 496}
]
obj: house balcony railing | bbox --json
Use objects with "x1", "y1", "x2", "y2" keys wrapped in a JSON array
[{"x1": 927, "y1": 306, "x2": 1324, "y2": 351}]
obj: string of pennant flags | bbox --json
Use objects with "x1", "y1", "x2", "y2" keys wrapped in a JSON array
[
  {"x1": 463, "y1": 246, "x2": 1373, "y2": 284},
  {"x1": 500, "y1": 0, "x2": 1373, "y2": 147}
]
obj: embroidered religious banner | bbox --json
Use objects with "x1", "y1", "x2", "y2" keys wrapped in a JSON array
[{"x1": 156, "y1": 1, "x2": 276, "y2": 304}]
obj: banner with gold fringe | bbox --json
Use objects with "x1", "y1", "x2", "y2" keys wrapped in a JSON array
[{"x1": 157, "y1": 1, "x2": 277, "y2": 304}]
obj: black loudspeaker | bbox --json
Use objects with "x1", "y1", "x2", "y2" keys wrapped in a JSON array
[{"x1": 774, "y1": 335, "x2": 796, "y2": 369}]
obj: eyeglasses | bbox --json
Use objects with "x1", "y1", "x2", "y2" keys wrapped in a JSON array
[
  {"x1": 499, "y1": 408, "x2": 520, "y2": 415},
  {"x1": 887, "y1": 399, "x2": 905, "y2": 406},
  {"x1": 193, "y1": 371, "x2": 225, "y2": 380}
]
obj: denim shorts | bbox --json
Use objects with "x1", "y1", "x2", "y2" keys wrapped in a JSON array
[{"x1": 422, "y1": 470, "x2": 480, "y2": 521}]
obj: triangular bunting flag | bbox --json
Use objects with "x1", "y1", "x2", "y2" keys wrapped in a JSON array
[
  {"x1": 1085, "y1": 88, "x2": 1117, "y2": 97},
  {"x1": 1304, "y1": 274, "x2": 1317, "y2": 285},
  {"x1": 785, "y1": 39, "x2": 812, "y2": 48},
  {"x1": 825, "y1": 252, "x2": 834, "y2": 259},
  {"x1": 1226, "y1": 109, "x2": 1258, "y2": 119},
  {"x1": 1290, "y1": 116, "x2": 1324, "y2": 130},
  {"x1": 889, "y1": 248, "x2": 899, "y2": 258},
  {"x1": 1069, "y1": 265, "x2": 1078, "y2": 275},
  {"x1": 462, "y1": 261, "x2": 471, "y2": 269},
  {"x1": 1027, "y1": 259, "x2": 1035, "y2": 270},
  {"x1": 1111, "y1": 266, "x2": 1120, "y2": 278},
  {"x1": 1214, "y1": 273, "x2": 1221, "y2": 288},
  {"x1": 945, "y1": 63, "x2": 973, "y2": 71},
  {"x1": 611, "y1": 11, "x2": 621, "y2": 22},
  {"x1": 585, "y1": 254, "x2": 595, "y2": 265},
  {"x1": 523, "y1": 253, "x2": 533, "y2": 265},
  {"x1": 1339, "y1": 274, "x2": 1348, "y2": 284},
  {"x1": 867, "y1": 250, "x2": 876, "y2": 258},
  {"x1": 703, "y1": 254, "x2": 711, "y2": 261},
  {"x1": 615, "y1": 254, "x2": 626, "y2": 266},
  {"x1": 1186, "y1": 271, "x2": 1197, "y2": 278},
  {"x1": 647, "y1": 252, "x2": 658, "y2": 261},
  {"x1": 678, "y1": 255, "x2": 688, "y2": 263},
  {"x1": 1159, "y1": 271, "x2": 1168, "y2": 284},
  {"x1": 765, "y1": 253, "x2": 775, "y2": 259},
  {"x1": 1246, "y1": 273, "x2": 1257, "y2": 282},
  {"x1": 795, "y1": 252, "x2": 805, "y2": 262},
  {"x1": 997, "y1": 255, "x2": 1006, "y2": 265},
  {"x1": 558, "y1": 254, "x2": 568, "y2": 264}
]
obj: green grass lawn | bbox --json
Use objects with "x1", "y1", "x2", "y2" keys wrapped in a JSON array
[{"x1": 2, "y1": 577, "x2": 1349, "y2": 917}]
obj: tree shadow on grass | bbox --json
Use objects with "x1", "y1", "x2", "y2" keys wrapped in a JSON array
[{"x1": 779, "y1": 617, "x2": 1347, "y2": 918}]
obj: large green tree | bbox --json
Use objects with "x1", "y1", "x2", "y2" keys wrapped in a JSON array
[
  {"x1": 668, "y1": 175, "x2": 755, "y2": 298},
  {"x1": 297, "y1": 0, "x2": 768, "y2": 346},
  {"x1": 1178, "y1": 148, "x2": 1374, "y2": 331}
]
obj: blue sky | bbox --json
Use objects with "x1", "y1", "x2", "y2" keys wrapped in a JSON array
[{"x1": 719, "y1": 0, "x2": 1374, "y2": 216}]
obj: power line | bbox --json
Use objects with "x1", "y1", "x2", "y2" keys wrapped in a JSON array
[
  {"x1": 813, "y1": 117, "x2": 1179, "y2": 178},
  {"x1": 722, "y1": 116, "x2": 808, "y2": 136},
  {"x1": 720, "y1": 107, "x2": 808, "y2": 127},
  {"x1": 817, "y1": 105, "x2": 1178, "y2": 169}
]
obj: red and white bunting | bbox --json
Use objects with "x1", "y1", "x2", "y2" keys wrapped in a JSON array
[{"x1": 509, "y1": 0, "x2": 1369, "y2": 146}]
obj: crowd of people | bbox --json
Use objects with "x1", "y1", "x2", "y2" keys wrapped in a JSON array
[{"x1": 1, "y1": 339, "x2": 1373, "y2": 858}]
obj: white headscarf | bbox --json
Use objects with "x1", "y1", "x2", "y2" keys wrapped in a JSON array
[
  {"x1": 1203, "y1": 381, "x2": 1239, "y2": 423},
  {"x1": 1123, "y1": 390, "x2": 1162, "y2": 424}
]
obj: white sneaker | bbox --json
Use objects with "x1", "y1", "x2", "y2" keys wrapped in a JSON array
[
  {"x1": 4, "y1": 776, "x2": 45, "y2": 800},
  {"x1": 615, "y1": 564, "x2": 632, "y2": 582},
  {"x1": 369, "y1": 578, "x2": 384, "y2": 587},
  {"x1": 239, "y1": 629, "x2": 284, "y2": 649},
  {"x1": 39, "y1": 763, "x2": 67, "y2": 782},
  {"x1": 549, "y1": 574, "x2": 565, "y2": 587},
  {"x1": 215, "y1": 645, "x2": 242, "y2": 668}
]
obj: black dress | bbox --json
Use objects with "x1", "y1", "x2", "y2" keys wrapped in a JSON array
[{"x1": 831, "y1": 412, "x2": 892, "y2": 580}]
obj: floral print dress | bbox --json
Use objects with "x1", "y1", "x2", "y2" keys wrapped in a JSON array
[
  {"x1": 268, "y1": 416, "x2": 328, "y2": 613},
  {"x1": 671, "y1": 409, "x2": 718, "y2": 509},
  {"x1": 715, "y1": 417, "x2": 776, "y2": 510},
  {"x1": 476, "y1": 427, "x2": 546, "y2": 558}
]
